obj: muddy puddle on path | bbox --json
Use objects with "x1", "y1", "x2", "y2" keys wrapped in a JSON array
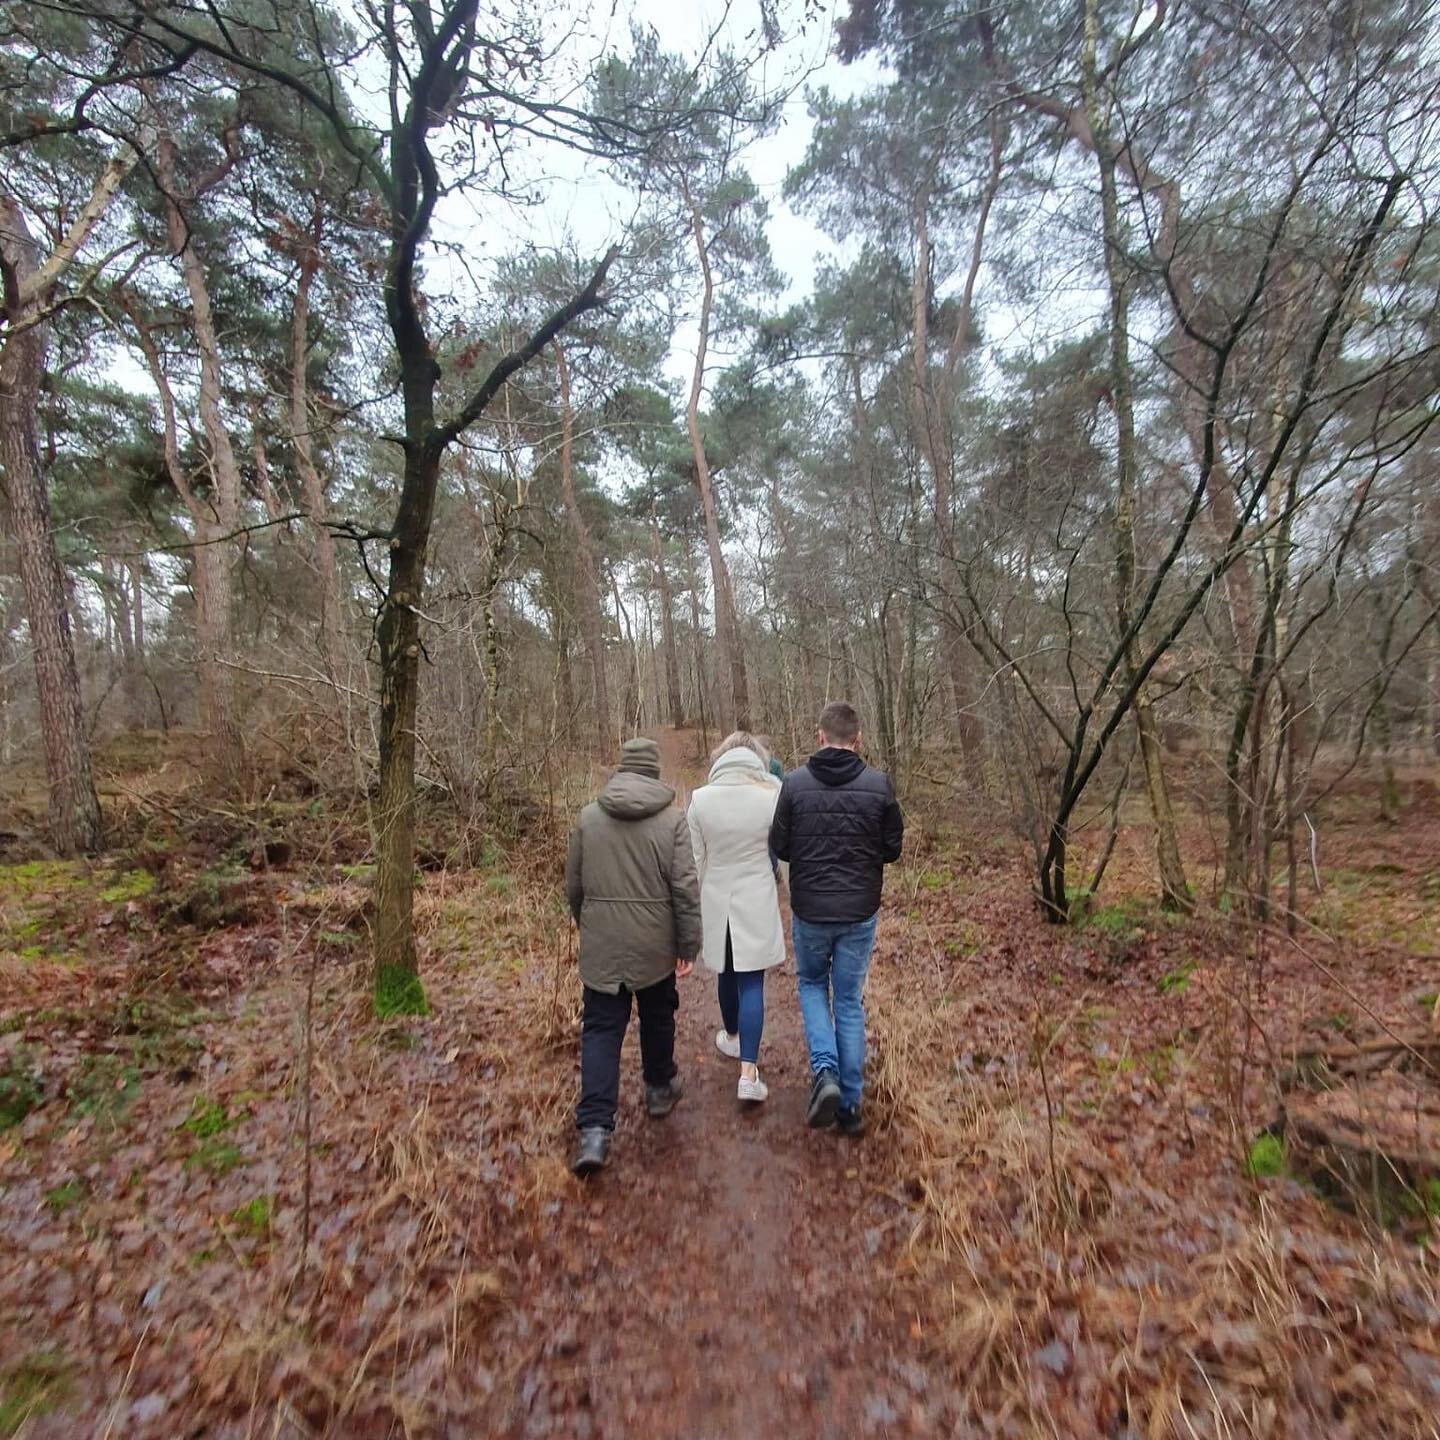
[{"x1": 491, "y1": 962, "x2": 954, "y2": 1439}]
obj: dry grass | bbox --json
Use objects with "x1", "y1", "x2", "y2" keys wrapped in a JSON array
[
  {"x1": 866, "y1": 919, "x2": 1440, "y2": 1439},
  {"x1": 0, "y1": 812, "x2": 587, "y2": 1437}
]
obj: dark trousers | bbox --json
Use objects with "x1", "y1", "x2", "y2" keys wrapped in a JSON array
[{"x1": 576, "y1": 974, "x2": 679, "y2": 1132}]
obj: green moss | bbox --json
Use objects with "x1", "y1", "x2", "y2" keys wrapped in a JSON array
[
  {"x1": 98, "y1": 869, "x2": 155, "y2": 904},
  {"x1": 0, "y1": 1049, "x2": 42, "y2": 1130},
  {"x1": 43, "y1": 1180, "x2": 85, "y2": 1214},
  {"x1": 186, "y1": 1138, "x2": 242, "y2": 1174},
  {"x1": 1246, "y1": 1132, "x2": 1286, "y2": 1179},
  {"x1": 182, "y1": 1097, "x2": 230, "y2": 1138},
  {"x1": 942, "y1": 923, "x2": 982, "y2": 958},
  {"x1": 166, "y1": 864, "x2": 253, "y2": 927},
  {"x1": 230, "y1": 1194, "x2": 274, "y2": 1236},
  {"x1": 1143, "y1": 1043, "x2": 1178, "y2": 1086},
  {"x1": 1, "y1": 860, "x2": 88, "y2": 956},
  {"x1": 484, "y1": 872, "x2": 514, "y2": 896},
  {"x1": 1418, "y1": 993, "x2": 1438, "y2": 1017},
  {"x1": 918, "y1": 869, "x2": 948, "y2": 891},
  {"x1": 1084, "y1": 901, "x2": 1143, "y2": 936},
  {"x1": 180, "y1": 1094, "x2": 244, "y2": 1169},
  {"x1": 318, "y1": 929, "x2": 358, "y2": 949},
  {"x1": 0, "y1": 861, "x2": 82, "y2": 896},
  {"x1": 374, "y1": 963, "x2": 428, "y2": 1018},
  {"x1": 339, "y1": 863, "x2": 375, "y2": 882},
  {"x1": 0, "y1": 1355, "x2": 72, "y2": 1437},
  {"x1": 1157, "y1": 959, "x2": 1198, "y2": 996},
  {"x1": 70, "y1": 1055, "x2": 140, "y2": 1127}
]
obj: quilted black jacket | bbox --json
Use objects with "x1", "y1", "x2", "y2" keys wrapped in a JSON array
[{"x1": 769, "y1": 748, "x2": 904, "y2": 924}]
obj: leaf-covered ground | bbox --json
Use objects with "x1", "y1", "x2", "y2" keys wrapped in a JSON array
[{"x1": 1, "y1": 736, "x2": 1436, "y2": 1437}]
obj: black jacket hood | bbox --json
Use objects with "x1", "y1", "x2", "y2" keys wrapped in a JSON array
[{"x1": 807, "y1": 746, "x2": 866, "y2": 787}]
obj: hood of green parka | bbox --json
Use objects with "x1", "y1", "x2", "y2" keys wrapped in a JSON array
[{"x1": 598, "y1": 770, "x2": 675, "y2": 820}]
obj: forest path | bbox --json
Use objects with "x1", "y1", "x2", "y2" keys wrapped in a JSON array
[{"x1": 491, "y1": 728, "x2": 953, "y2": 1437}]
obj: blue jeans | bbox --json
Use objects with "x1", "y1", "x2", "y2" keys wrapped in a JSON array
[
  {"x1": 791, "y1": 913, "x2": 879, "y2": 1110},
  {"x1": 717, "y1": 930, "x2": 765, "y2": 1063}
]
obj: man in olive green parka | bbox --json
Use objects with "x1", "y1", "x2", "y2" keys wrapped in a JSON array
[{"x1": 565, "y1": 737, "x2": 701, "y2": 1175}]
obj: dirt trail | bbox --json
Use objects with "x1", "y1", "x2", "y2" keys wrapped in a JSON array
[{"x1": 490, "y1": 728, "x2": 954, "y2": 1437}]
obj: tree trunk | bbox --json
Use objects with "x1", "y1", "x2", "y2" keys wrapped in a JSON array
[
  {"x1": 1429, "y1": 639, "x2": 1440, "y2": 758},
  {"x1": 158, "y1": 134, "x2": 244, "y2": 778},
  {"x1": 1083, "y1": 0, "x2": 1191, "y2": 912},
  {"x1": 250, "y1": 417, "x2": 283, "y2": 522},
  {"x1": 476, "y1": 504, "x2": 507, "y2": 791},
  {"x1": 909, "y1": 180, "x2": 985, "y2": 763},
  {"x1": 554, "y1": 609, "x2": 576, "y2": 744},
  {"x1": 128, "y1": 555, "x2": 148, "y2": 726},
  {"x1": 684, "y1": 191, "x2": 749, "y2": 731},
  {"x1": 1420, "y1": 481, "x2": 1440, "y2": 756},
  {"x1": 683, "y1": 533, "x2": 711, "y2": 751},
  {"x1": 373, "y1": 439, "x2": 437, "y2": 999},
  {"x1": 0, "y1": 201, "x2": 103, "y2": 855},
  {"x1": 555, "y1": 340, "x2": 611, "y2": 751},
  {"x1": 0, "y1": 320, "x2": 103, "y2": 854},
  {"x1": 644, "y1": 598, "x2": 662, "y2": 728},
  {"x1": 105, "y1": 553, "x2": 147, "y2": 730},
  {"x1": 610, "y1": 564, "x2": 640, "y2": 736},
  {"x1": 126, "y1": 304, "x2": 238, "y2": 770},
  {"x1": 0, "y1": 147, "x2": 138, "y2": 854},
  {"x1": 650, "y1": 504, "x2": 684, "y2": 727},
  {"x1": 289, "y1": 240, "x2": 345, "y2": 685}
]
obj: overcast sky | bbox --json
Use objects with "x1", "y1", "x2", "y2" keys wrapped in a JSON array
[{"x1": 424, "y1": 0, "x2": 888, "y2": 391}]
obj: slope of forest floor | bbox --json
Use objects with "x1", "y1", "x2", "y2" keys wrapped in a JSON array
[{"x1": 0, "y1": 732, "x2": 1437, "y2": 1438}]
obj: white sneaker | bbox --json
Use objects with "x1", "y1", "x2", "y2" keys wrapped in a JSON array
[
  {"x1": 738, "y1": 1072, "x2": 768, "y2": 1103},
  {"x1": 715, "y1": 1030, "x2": 741, "y2": 1060}
]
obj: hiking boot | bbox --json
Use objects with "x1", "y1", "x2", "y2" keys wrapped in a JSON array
[
  {"x1": 807, "y1": 1068, "x2": 841, "y2": 1129},
  {"x1": 570, "y1": 1127, "x2": 610, "y2": 1177},
  {"x1": 645, "y1": 1074, "x2": 684, "y2": 1119},
  {"x1": 836, "y1": 1105, "x2": 865, "y2": 1138}
]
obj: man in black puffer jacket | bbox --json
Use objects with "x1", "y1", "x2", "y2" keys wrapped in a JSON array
[{"x1": 770, "y1": 701, "x2": 903, "y2": 1135}]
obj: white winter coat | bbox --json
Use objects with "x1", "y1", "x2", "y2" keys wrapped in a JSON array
[{"x1": 687, "y1": 747, "x2": 785, "y2": 974}]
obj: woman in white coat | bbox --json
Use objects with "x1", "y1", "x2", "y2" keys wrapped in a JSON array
[{"x1": 687, "y1": 732, "x2": 785, "y2": 1103}]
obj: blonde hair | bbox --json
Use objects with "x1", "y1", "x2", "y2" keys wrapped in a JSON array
[{"x1": 711, "y1": 730, "x2": 771, "y2": 769}]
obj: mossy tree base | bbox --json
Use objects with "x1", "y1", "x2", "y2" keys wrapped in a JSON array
[{"x1": 374, "y1": 963, "x2": 428, "y2": 1019}]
